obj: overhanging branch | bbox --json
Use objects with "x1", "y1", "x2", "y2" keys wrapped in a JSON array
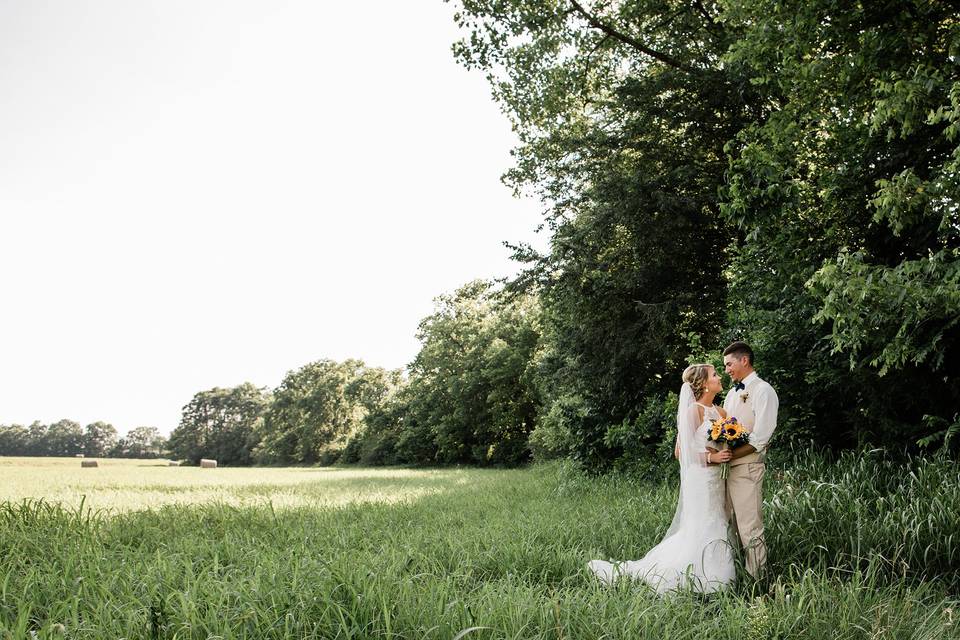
[{"x1": 568, "y1": 0, "x2": 700, "y2": 75}]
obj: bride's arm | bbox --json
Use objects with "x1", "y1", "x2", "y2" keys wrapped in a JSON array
[
  {"x1": 704, "y1": 409, "x2": 724, "y2": 464},
  {"x1": 678, "y1": 404, "x2": 708, "y2": 465},
  {"x1": 707, "y1": 407, "x2": 729, "y2": 463},
  {"x1": 694, "y1": 405, "x2": 713, "y2": 465},
  {"x1": 704, "y1": 447, "x2": 733, "y2": 464}
]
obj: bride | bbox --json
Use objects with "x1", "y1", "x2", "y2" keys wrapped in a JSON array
[{"x1": 587, "y1": 364, "x2": 735, "y2": 593}]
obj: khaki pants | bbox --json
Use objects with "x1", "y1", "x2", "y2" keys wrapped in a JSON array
[{"x1": 725, "y1": 460, "x2": 767, "y2": 579}]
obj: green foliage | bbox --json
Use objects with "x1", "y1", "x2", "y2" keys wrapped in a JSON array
[
  {"x1": 255, "y1": 361, "x2": 401, "y2": 465},
  {"x1": 339, "y1": 376, "x2": 408, "y2": 466},
  {"x1": 168, "y1": 383, "x2": 271, "y2": 466},
  {"x1": 603, "y1": 392, "x2": 679, "y2": 477},
  {"x1": 390, "y1": 393, "x2": 438, "y2": 465},
  {"x1": 44, "y1": 419, "x2": 84, "y2": 457},
  {"x1": 527, "y1": 392, "x2": 579, "y2": 461},
  {"x1": 401, "y1": 281, "x2": 542, "y2": 465},
  {"x1": 810, "y1": 249, "x2": 960, "y2": 375},
  {"x1": 918, "y1": 412, "x2": 960, "y2": 454},
  {"x1": 720, "y1": 0, "x2": 960, "y2": 447},
  {"x1": 0, "y1": 422, "x2": 164, "y2": 459},
  {"x1": 82, "y1": 421, "x2": 117, "y2": 458},
  {"x1": 118, "y1": 426, "x2": 166, "y2": 459},
  {"x1": 0, "y1": 424, "x2": 30, "y2": 456}
]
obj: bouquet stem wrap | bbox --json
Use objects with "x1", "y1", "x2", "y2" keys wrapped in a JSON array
[{"x1": 717, "y1": 442, "x2": 730, "y2": 479}]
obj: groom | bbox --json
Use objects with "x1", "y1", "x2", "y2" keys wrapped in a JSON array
[{"x1": 722, "y1": 341, "x2": 778, "y2": 580}]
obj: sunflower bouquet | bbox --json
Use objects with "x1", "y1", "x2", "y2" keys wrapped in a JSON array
[{"x1": 708, "y1": 416, "x2": 750, "y2": 479}]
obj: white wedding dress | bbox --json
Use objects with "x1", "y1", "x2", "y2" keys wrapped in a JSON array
[{"x1": 587, "y1": 385, "x2": 735, "y2": 594}]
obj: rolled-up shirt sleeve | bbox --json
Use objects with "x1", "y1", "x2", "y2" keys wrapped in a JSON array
[{"x1": 750, "y1": 383, "x2": 779, "y2": 453}]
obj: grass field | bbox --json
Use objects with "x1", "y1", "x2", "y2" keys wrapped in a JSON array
[
  {"x1": 2, "y1": 452, "x2": 959, "y2": 639},
  {"x1": 0, "y1": 457, "x2": 460, "y2": 512}
]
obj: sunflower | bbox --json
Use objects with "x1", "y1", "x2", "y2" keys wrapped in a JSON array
[
  {"x1": 710, "y1": 423, "x2": 722, "y2": 440},
  {"x1": 724, "y1": 423, "x2": 743, "y2": 439}
]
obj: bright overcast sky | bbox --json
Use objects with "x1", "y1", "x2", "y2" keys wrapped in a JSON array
[{"x1": 0, "y1": 1, "x2": 548, "y2": 435}]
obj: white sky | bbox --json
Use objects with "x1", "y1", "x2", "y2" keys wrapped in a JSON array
[{"x1": 0, "y1": 0, "x2": 547, "y2": 435}]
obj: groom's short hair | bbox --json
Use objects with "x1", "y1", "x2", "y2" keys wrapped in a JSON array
[{"x1": 723, "y1": 341, "x2": 754, "y2": 365}]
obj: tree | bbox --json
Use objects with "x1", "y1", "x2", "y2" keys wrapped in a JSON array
[
  {"x1": 124, "y1": 426, "x2": 166, "y2": 458},
  {"x1": 168, "y1": 383, "x2": 271, "y2": 465},
  {"x1": 256, "y1": 360, "x2": 380, "y2": 465},
  {"x1": 46, "y1": 419, "x2": 85, "y2": 457},
  {"x1": 25, "y1": 421, "x2": 50, "y2": 456},
  {"x1": 402, "y1": 281, "x2": 542, "y2": 465},
  {"x1": 338, "y1": 370, "x2": 407, "y2": 465},
  {"x1": 82, "y1": 421, "x2": 118, "y2": 457},
  {"x1": 0, "y1": 424, "x2": 30, "y2": 455}
]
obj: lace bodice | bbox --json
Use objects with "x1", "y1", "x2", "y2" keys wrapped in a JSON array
[{"x1": 694, "y1": 403, "x2": 721, "y2": 441}]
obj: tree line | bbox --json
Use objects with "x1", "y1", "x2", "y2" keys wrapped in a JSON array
[
  {"x1": 165, "y1": 281, "x2": 541, "y2": 466},
  {"x1": 0, "y1": 421, "x2": 166, "y2": 459}
]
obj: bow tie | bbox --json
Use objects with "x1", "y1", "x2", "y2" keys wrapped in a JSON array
[{"x1": 733, "y1": 382, "x2": 746, "y2": 391}]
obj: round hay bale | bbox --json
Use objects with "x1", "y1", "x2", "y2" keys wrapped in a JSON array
[
  {"x1": 168, "y1": 460, "x2": 181, "y2": 467},
  {"x1": 81, "y1": 460, "x2": 98, "y2": 468},
  {"x1": 200, "y1": 458, "x2": 217, "y2": 468},
  {"x1": 75, "y1": 453, "x2": 85, "y2": 458}
]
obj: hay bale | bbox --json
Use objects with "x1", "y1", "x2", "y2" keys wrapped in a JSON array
[
  {"x1": 75, "y1": 453, "x2": 85, "y2": 458},
  {"x1": 200, "y1": 458, "x2": 217, "y2": 468},
  {"x1": 168, "y1": 460, "x2": 180, "y2": 467},
  {"x1": 81, "y1": 460, "x2": 98, "y2": 468}
]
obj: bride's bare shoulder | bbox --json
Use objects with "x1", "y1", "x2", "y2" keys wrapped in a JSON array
[{"x1": 717, "y1": 406, "x2": 728, "y2": 419}]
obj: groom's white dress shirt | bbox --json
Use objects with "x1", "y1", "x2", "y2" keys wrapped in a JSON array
[{"x1": 723, "y1": 371, "x2": 779, "y2": 459}]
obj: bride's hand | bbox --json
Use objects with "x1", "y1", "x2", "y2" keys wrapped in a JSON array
[{"x1": 713, "y1": 450, "x2": 733, "y2": 463}]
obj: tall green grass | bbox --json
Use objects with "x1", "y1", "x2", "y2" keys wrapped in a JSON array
[
  {"x1": 764, "y1": 448, "x2": 960, "y2": 588},
  {"x1": 1, "y1": 451, "x2": 958, "y2": 639}
]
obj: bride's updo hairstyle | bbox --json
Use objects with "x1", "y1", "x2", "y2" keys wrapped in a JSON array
[{"x1": 682, "y1": 364, "x2": 713, "y2": 399}]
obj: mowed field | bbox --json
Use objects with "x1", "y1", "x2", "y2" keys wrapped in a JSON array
[
  {"x1": 2, "y1": 453, "x2": 959, "y2": 639},
  {"x1": 0, "y1": 457, "x2": 462, "y2": 512}
]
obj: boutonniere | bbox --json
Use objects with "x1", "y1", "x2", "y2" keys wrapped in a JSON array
[{"x1": 741, "y1": 392, "x2": 750, "y2": 403}]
